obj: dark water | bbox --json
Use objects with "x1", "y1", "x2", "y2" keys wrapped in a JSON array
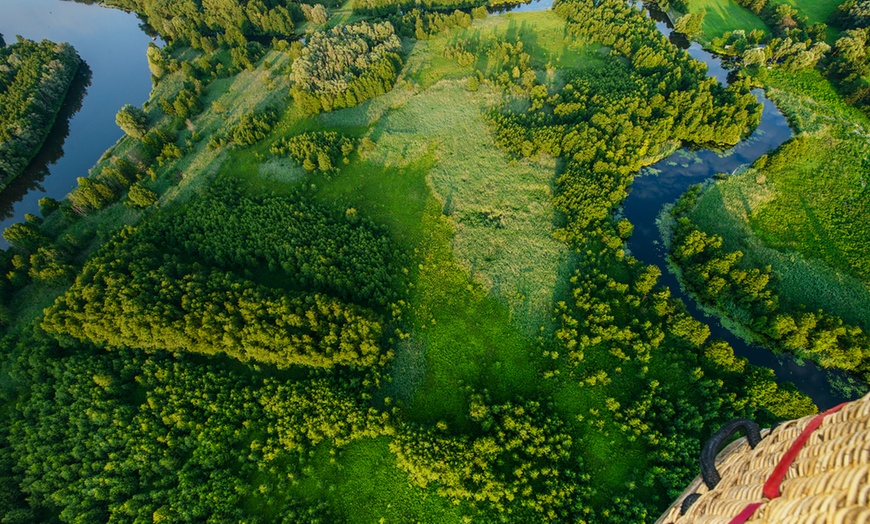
[
  {"x1": 0, "y1": 0, "x2": 157, "y2": 244},
  {"x1": 622, "y1": 10, "x2": 864, "y2": 409},
  {"x1": 490, "y1": 0, "x2": 555, "y2": 14},
  {"x1": 495, "y1": 0, "x2": 864, "y2": 407}
]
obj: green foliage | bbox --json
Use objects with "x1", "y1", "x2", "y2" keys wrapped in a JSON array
[
  {"x1": 146, "y1": 41, "x2": 167, "y2": 80},
  {"x1": 392, "y1": 395, "x2": 588, "y2": 521},
  {"x1": 140, "y1": 186, "x2": 398, "y2": 307},
  {"x1": 1, "y1": 331, "x2": 375, "y2": 522},
  {"x1": 229, "y1": 106, "x2": 279, "y2": 145},
  {"x1": 670, "y1": 207, "x2": 870, "y2": 377},
  {"x1": 271, "y1": 131, "x2": 355, "y2": 173},
  {"x1": 301, "y1": 3, "x2": 330, "y2": 25},
  {"x1": 37, "y1": 197, "x2": 60, "y2": 216},
  {"x1": 352, "y1": 0, "x2": 483, "y2": 16},
  {"x1": 99, "y1": 0, "x2": 299, "y2": 47},
  {"x1": 674, "y1": 10, "x2": 707, "y2": 37},
  {"x1": 831, "y1": 0, "x2": 870, "y2": 29},
  {"x1": 42, "y1": 186, "x2": 399, "y2": 369},
  {"x1": 27, "y1": 246, "x2": 72, "y2": 283},
  {"x1": 828, "y1": 28, "x2": 870, "y2": 112},
  {"x1": 0, "y1": 38, "x2": 81, "y2": 189},
  {"x1": 289, "y1": 21, "x2": 402, "y2": 114},
  {"x1": 43, "y1": 249, "x2": 384, "y2": 369},
  {"x1": 386, "y1": 8, "x2": 475, "y2": 40},
  {"x1": 126, "y1": 183, "x2": 158, "y2": 208},
  {"x1": 159, "y1": 82, "x2": 204, "y2": 118},
  {"x1": 115, "y1": 103, "x2": 150, "y2": 138}
]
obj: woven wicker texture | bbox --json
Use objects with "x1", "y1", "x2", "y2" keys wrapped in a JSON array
[{"x1": 658, "y1": 392, "x2": 870, "y2": 524}]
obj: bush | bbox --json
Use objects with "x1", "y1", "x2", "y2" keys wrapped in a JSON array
[
  {"x1": 126, "y1": 183, "x2": 158, "y2": 208},
  {"x1": 115, "y1": 104, "x2": 149, "y2": 138}
]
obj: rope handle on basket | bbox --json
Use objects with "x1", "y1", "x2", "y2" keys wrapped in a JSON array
[
  {"x1": 726, "y1": 402, "x2": 848, "y2": 524},
  {"x1": 700, "y1": 418, "x2": 763, "y2": 490},
  {"x1": 677, "y1": 418, "x2": 763, "y2": 517}
]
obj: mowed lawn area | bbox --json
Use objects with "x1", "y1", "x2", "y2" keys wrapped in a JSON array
[{"x1": 686, "y1": 0, "x2": 768, "y2": 40}]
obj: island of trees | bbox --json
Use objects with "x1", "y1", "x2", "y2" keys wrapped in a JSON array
[{"x1": 0, "y1": 38, "x2": 82, "y2": 191}]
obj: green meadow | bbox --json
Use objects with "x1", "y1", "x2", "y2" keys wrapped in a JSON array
[
  {"x1": 686, "y1": 68, "x2": 870, "y2": 330},
  {"x1": 686, "y1": 0, "x2": 768, "y2": 39},
  {"x1": 781, "y1": 0, "x2": 843, "y2": 25}
]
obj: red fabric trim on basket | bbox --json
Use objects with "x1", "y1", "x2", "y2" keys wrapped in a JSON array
[
  {"x1": 727, "y1": 502, "x2": 764, "y2": 524},
  {"x1": 722, "y1": 401, "x2": 849, "y2": 523},
  {"x1": 762, "y1": 402, "x2": 849, "y2": 499}
]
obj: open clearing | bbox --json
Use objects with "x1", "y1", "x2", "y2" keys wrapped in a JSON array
[{"x1": 686, "y1": 0, "x2": 768, "y2": 39}]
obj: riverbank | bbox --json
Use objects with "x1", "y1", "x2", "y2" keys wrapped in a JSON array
[
  {"x1": 0, "y1": 40, "x2": 81, "y2": 192},
  {"x1": 0, "y1": 0, "x2": 157, "y2": 244},
  {"x1": 662, "y1": 66, "x2": 870, "y2": 389}
]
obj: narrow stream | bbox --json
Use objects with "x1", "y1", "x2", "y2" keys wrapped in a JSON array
[
  {"x1": 493, "y1": 0, "x2": 863, "y2": 407},
  {"x1": 622, "y1": 7, "x2": 862, "y2": 409}
]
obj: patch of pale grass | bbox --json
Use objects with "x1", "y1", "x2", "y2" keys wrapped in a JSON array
[
  {"x1": 160, "y1": 149, "x2": 228, "y2": 205},
  {"x1": 362, "y1": 80, "x2": 567, "y2": 335},
  {"x1": 257, "y1": 157, "x2": 306, "y2": 184}
]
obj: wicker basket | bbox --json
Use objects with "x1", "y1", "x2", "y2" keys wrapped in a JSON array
[{"x1": 657, "y1": 392, "x2": 870, "y2": 524}]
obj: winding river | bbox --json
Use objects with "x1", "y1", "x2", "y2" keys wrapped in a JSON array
[
  {"x1": 493, "y1": 0, "x2": 863, "y2": 408},
  {"x1": 624, "y1": 9, "x2": 863, "y2": 409},
  {"x1": 2, "y1": 0, "x2": 861, "y2": 406},
  {"x1": 0, "y1": 0, "x2": 156, "y2": 244}
]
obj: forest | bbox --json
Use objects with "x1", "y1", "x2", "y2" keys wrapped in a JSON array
[
  {"x1": 0, "y1": 38, "x2": 81, "y2": 191},
  {"x1": 0, "y1": 0, "x2": 866, "y2": 522}
]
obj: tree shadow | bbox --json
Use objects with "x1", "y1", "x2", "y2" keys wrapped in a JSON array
[{"x1": 0, "y1": 62, "x2": 92, "y2": 219}]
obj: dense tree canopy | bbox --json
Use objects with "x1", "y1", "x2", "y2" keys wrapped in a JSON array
[
  {"x1": 289, "y1": 21, "x2": 403, "y2": 113},
  {"x1": 42, "y1": 187, "x2": 399, "y2": 368}
]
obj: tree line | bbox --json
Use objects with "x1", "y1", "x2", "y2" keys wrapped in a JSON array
[
  {"x1": 669, "y1": 185, "x2": 870, "y2": 381},
  {"x1": 0, "y1": 38, "x2": 81, "y2": 191},
  {"x1": 98, "y1": 0, "x2": 300, "y2": 48},
  {"x1": 41, "y1": 185, "x2": 401, "y2": 369}
]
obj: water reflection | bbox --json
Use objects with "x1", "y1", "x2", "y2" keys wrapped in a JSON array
[
  {"x1": 490, "y1": 0, "x2": 555, "y2": 15},
  {"x1": 668, "y1": 30, "x2": 691, "y2": 50},
  {"x1": 0, "y1": 0, "x2": 156, "y2": 246},
  {"x1": 0, "y1": 63, "x2": 91, "y2": 219}
]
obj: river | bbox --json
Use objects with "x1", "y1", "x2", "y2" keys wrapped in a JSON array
[
  {"x1": 624, "y1": 7, "x2": 865, "y2": 409},
  {"x1": 492, "y1": 0, "x2": 864, "y2": 408},
  {"x1": 0, "y1": 0, "x2": 156, "y2": 244},
  {"x1": 3, "y1": 0, "x2": 861, "y2": 406}
]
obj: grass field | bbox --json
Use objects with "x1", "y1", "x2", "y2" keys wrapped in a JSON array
[
  {"x1": 224, "y1": 11, "x2": 644, "y2": 521},
  {"x1": 292, "y1": 437, "x2": 469, "y2": 523},
  {"x1": 687, "y1": 68, "x2": 870, "y2": 330},
  {"x1": 781, "y1": 0, "x2": 842, "y2": 26},
  {"x1": 686, "y1": 0, "x2": 768, "y2": 40}
]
